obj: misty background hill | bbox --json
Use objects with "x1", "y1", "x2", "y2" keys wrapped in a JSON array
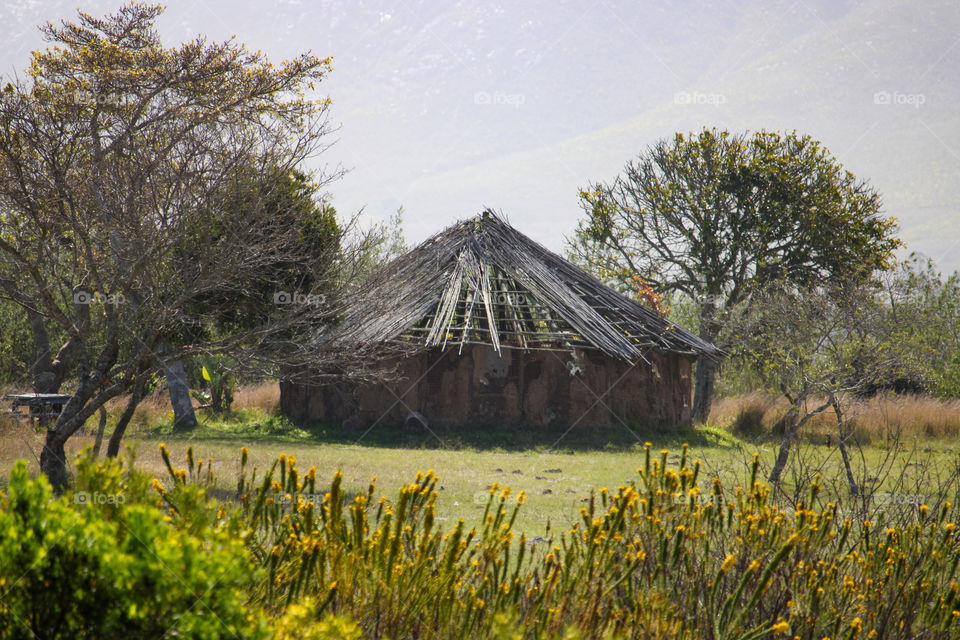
[{"x1": 2, "y1": 0, "x2": 958, "y2": 270}]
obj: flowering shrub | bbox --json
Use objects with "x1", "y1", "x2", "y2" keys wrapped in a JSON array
[
  {"x1": 216, "y1": 444, "x2": 960, "y2": 639},
  {"x1": 3, "y1": 443, "x2": 959, "y2": 639}
]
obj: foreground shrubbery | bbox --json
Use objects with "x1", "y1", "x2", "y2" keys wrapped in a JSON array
[
  {"x1": 2, "y1": 445, "x2": 960, "y2": 639},
  {"x1": 0, "y1": 458, "x2": 266, "y2": 639}
]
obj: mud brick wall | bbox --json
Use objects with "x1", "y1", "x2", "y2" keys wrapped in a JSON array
[{"x1": 280, "y1": 345, "x2": 693, "y2": 429}]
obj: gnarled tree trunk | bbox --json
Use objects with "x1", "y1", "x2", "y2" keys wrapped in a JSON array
[
  {"x1": 769, "y1": 399, "x2": 832, "y2": 485},
  {"x1": 39, "y1": 429, "x2": 71, "y2": 491},
  {"x1": 40, "y1": 378, "x2": 96, "y2": 492},
  {"x1": 28, "y1": 309, "x2": 83, "y2": 394},
  {"x1": 162, "y1": 348, "x2": 197, "y2": 431},
  {"x1": 831, "y1": 393, "x2": 859, "y2": 496},
  {"x1": 91, "y1": 406, "x2": 108, "y2": 458}
]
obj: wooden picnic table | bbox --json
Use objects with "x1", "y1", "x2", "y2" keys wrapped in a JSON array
[{"x1": 5, "y1": 393, "x2": 73, "y2": 425}]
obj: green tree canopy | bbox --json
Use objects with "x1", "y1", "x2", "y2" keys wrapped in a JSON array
[
  {"x1": 0, "y1": 3, "x2": 344, "y2": 487},
  {"x1": 568, "y1": 128, "x2": 901, "y2": 421}
]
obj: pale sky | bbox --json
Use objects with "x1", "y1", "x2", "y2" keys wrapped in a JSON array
[{"x1": 2, "y1": 0, "x2": 958, "y2": 269}]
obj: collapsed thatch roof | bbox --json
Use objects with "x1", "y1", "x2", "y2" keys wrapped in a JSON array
[{"x1": 332, "y1": 211, "x2": 721, "y2": 363}]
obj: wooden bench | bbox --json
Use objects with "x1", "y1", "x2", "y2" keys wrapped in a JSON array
[{"x1": 5, "y1": 393, "x2": 73, "y2": 427}]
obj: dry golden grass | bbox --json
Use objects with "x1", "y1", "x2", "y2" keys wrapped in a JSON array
[
  {"x1": 232, "y1": 381, "x2": 279, "y2": 412},
  {"x1": 709, "y1": 391, "x2": 784, "y2": 438},
  {"x1": 99, "y1": 381, "x2": 280, "y2": 429},
  {"x1": 710, "y1": 392, "x2": 960, "y2": 443},
  {"x1": 0, "y1": 427, "x2": 45, "y2": 483},
  {"x1": 99, "y1": 389, "x2": 173, "y2": 429},
  {"x1": 0, "y1": 382, "x2": 280, "y2": 487}
]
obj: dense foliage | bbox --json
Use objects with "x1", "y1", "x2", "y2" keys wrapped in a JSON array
[
  {"x1": 882, "y1": 255, "x2": 960, "y2": 398},
  {"x1": 568, "y1": 128, "x2": 901, "y2": 421},
  {"x1": 0, "y1": 459, "x2": 264, "y2": 639},
  {"x1": 715, "y1": 253, "x2": 960, "y2": 403}
]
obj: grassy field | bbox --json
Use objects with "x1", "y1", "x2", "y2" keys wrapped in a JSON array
[
  {"x1": 5, "y1": 385, "x2": 960, "y2": 638},
  {"x1": 4, "y1": 383, "x2": 960, "y2": 534},
  {"x1": 2, "y1": 421, "x2": 737, "y2": 534}
]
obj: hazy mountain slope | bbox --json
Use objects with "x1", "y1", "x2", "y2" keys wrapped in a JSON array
[
  {"x1": 385, "y1": 0, "x2": 960, "y2": 265},
  {"x1": 1, "y1": 0, "x2": 957, "y2": 269}
]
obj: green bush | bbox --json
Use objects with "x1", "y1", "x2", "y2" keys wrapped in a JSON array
[{"x1": 0, "y1": 459, "x2": 268, "y2": 640}]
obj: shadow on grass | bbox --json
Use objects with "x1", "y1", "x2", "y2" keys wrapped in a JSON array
[
  {"x1": 290, "y1": 419, "x2": 741, "y2": 452},
  {"x1": 135, "y1": 409, "x2": 743, "y2": 452}
]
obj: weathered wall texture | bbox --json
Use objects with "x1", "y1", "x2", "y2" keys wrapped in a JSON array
[{"x1": 280, "y1": 345, "x2": 693, "y2": 429}]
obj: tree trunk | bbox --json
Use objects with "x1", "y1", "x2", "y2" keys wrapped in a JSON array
[
  {"x1": 91, "y1": 406, "x2": 108, "y2": 458},
  {"x1": 691, "y1": 304, "x2": 721, "y2": 423},
  {"x1": 691, "y1": 355, "x2": 717, "y2": 423},
  {"x1": 162, "y1": 347, "x2": 197, "y2": 431},
  {"x1": 769, "y1": 399, "x2": 833, "y2": 485},
  {"x1": 837, "y1": 437, "x2": 858, "y2": 497},
  {"x1": 38, "y1": 373, "x2": 100, "y2": 492},
  {"x1": 106, "y1": 383, "x2": 146, "y2": 458},
  {"x1": 27, "y1": 298, "x2": 89, "y2": 394},
  {"x1": 769, "y1": 422, "x2": 799, "y2": 486},
  {"x1": 831, "y1": 394, "x2": 859, "y2": 496},
  {"x1": 39, "y1": 427, "x2": 71, "y2": 492},
  {"x1": 27, "y1": 309, "x2": 55, "y2": 392}
]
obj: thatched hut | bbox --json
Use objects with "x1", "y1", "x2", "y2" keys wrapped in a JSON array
[{"x1": 280, "y1": 211, "x2": 721, "y2": 430}]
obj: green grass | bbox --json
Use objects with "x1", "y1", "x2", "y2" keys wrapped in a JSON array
[
  {"x1": 121, "y1": 408, "x2": 756, "y2": 533},
  {"x1": 9, "y1": 433, "x2": 960, "y2": 638},
  {"x1": 5, "y1": 404, "x2": 960, "y2": 535}
]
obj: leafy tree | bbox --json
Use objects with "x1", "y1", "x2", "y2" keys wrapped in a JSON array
[
  {"x1": 568, "y1": 128, "x2": 901, "y2": 422},
  {"x1": 183, "y1": 167, "x2": 341, "y2": 334},
  {"x1": 881, "y1": 254, "x2": 960, "y2": 397},
  {"x1": 0, "y1": 4, "x2": 347, "y2": 488},
  {"x1": 0, "y1": 302, "x2": 36, "y2": 385},
  {"x1": 164, "y1": 168, "x2": 340, "y2": 422}
]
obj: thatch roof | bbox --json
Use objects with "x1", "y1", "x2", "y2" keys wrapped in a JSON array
[{"x1": 332, "y1": 211, "x2": 721, "y2": 363}]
